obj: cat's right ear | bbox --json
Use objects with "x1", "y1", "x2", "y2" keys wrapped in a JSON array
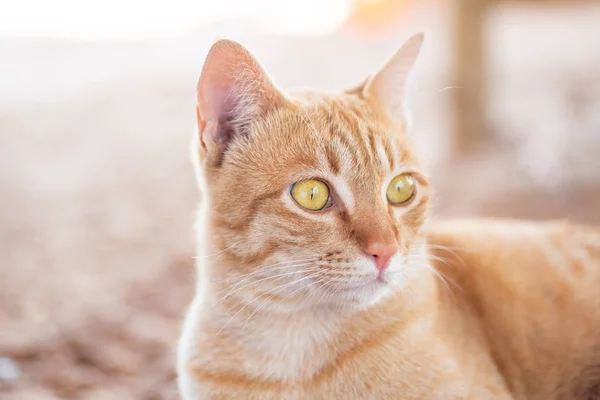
[
  {"x1": 361, "y1": 33, "x2": 424, "y2": 124},
  {"x1": 196, "y1": 39, "x2": 286, "y2": 166}
]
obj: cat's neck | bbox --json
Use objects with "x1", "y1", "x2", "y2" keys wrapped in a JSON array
[{"x1": 186, "y1": 262, "x2": 440, "y2": 384}]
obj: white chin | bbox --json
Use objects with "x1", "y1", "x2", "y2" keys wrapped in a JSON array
[{"x1": 330, "y1": 280, "x2": 396, "y2": 309}]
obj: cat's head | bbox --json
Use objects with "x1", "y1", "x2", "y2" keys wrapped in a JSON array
[{"x1": 194, "y1": 35, "x2": 429, "y2": 312}]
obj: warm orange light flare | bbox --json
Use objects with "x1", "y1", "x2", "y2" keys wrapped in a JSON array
[{"x1": 344, "y1": 0, "x2": 416, "y2": 37}]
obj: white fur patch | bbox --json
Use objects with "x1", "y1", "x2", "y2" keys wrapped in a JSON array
[
  {"x1": 329, "y1": 175, "x2": 355, "y2": 213},
  {"x1": 376, "y1": 139, "x2": 392, "y2": 172}
]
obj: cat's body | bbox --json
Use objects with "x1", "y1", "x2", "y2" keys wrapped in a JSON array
[{"x1": 178, "y1": 36, "x2": 600, "y2": 399}]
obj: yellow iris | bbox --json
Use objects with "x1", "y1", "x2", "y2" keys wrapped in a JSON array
[
  {"x1": 386, "y1": 174, "x2": 415, "y2": 204},
  {"x1": 291, "y1": 179, "x2": 330, "y2": 211}
]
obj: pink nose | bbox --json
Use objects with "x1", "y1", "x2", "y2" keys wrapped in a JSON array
[{"x1": 364, "y1": 240, "x2": 398, "y2": 272}]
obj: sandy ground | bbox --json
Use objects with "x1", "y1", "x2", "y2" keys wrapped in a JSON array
[{"x1": 1, "y1": 4, "x2": 600, "y2": 399}]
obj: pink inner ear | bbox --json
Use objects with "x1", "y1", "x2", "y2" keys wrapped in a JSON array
[
  {"x1": 195, "y1": 39, "x2": 285, "y2": 162},
  {"x1": 197, "y1": 45, "x2": 240, "y2": 129}
]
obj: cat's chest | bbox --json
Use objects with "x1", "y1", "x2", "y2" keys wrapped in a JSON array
[{"x1": 242, "y1": 315, "x2": 342, "y2": 381}]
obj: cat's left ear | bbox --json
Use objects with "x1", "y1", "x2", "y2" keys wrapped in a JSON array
[{"x1": 362, "y1": 33, "x2": 424, "y2": 122}]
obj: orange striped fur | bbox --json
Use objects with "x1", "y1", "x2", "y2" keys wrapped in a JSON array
[{"x1": 178, "y1": 35, "x2": 600, "y2": 399}]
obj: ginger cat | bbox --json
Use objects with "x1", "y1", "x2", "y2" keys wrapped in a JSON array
[{"x1": 177, "y1": 34, "x2": 600, "y2": 399}]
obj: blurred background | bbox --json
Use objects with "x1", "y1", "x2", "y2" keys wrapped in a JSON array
[{"x1": 1, "y1": 0, "x2": 599, "y2": 398}]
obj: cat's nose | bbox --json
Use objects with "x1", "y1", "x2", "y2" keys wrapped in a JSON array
[{"x1": 364, "y1": 240, "x2": 398, "y2": 272}]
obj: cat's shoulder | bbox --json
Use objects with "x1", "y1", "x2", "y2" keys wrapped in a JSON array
[{"x1": 423, "y1": 218, "x2": 600, "y2": 276}]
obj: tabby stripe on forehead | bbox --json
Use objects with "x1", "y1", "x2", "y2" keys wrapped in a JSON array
[
  {"x1": 383, "y1": 139, "x2": 396, "y2": 170},
  {"x1": 324, "y1": 145, "x2": 341, "y2": 175},
  {"x1": 361, "y1": 126, "x2": 382, "y2": 168},
  {"x1": 368, "y1": 134, "x2": 379, "y2": 166},
  {"x1": 344, "y1": 107, "x2": 374, "y2": 167},
  {"x1": 325, "y1": 138, "x2": 350, "y2": 176},
  {"x1": 330, "y1": 107, "x2": 368, "y2": 168},
  {"x1": 330, "y1": 129, "x2": 360, "y2": 171},
  {"x1": 373, "y1": 137, "x2": 393, "y2": 171}
]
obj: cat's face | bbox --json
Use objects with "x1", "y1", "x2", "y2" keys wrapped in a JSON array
[{"x1": 195, "y1": 36, "x2": 428, "y2": 312}]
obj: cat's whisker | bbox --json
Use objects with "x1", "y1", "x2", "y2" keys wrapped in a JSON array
[
  {"x1": 211, "y1": 256, "x2": 320, "y2": 286},
  {"x1": 209, "y1": 257, "x2": 321, "y2": 299},
  {"x1": 423, "y1": 243, "x2": 471, "y2": 252},
  {"x1": 420, "y1": 263, "x2": 451, "y2": 290},
  {"x1": 409, "y1": 86, "x2": 463, "y2": 112},
  {"x1": 437, "y1": 85, "x2": 463, "y2": 93},
  {"x1": 409, "y1": 257, "x2": 462, "y2": 294},
  {"x1": 314, "y1": 274, "x2": 354, "y2": 284},
  {"x1": 423, "y1": 244, "x2": 469, "y2": 268},
  {"x1": 408, "y1": 253, "x2": 454, "y2": 271},
  {"x1": 211, "y1": 265, "x2": 322, "y2": 310},
  {"x1": 302, "y1": 278, "x2": 327, "y2": 313},
  {"x1": 244, "y1": 277, "x2": 323, "y2": 330},
  {"x1": 215, "y1": 266, "x2": 324, "y2": 314},
  {"x1": 312, "y1": 274, "x2": 337, "y2": 314},
  {"x1": 409, "y1": 253, "x2": 458, "y2": 270},
  {"x1": 192, "y1": 240, "x2": 243, "y2": 261},
  {"x1": 212, "y1": 265, "x2": 318, "y2": 304},
  {"x1": 217, "y1": 271, "x2": 324, "y2": 336},
  {"x1": 398, "y1": 267, "x2": 419, "y2": 310},
  {"x1": 216, "y1": 275, "x2": 310, "y2": 337}
]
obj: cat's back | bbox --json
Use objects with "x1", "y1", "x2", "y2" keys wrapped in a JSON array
[{"x1": 425, "y1": 218, "x2": 600, "y2": 399}]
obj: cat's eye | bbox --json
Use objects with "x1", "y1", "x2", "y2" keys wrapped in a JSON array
[
  {"x1": 291, "y1": 179, "x2": 330, "y2": 211},
  {"x1": 386, "y1": 174, "x2": 415, "y2": 205}
]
